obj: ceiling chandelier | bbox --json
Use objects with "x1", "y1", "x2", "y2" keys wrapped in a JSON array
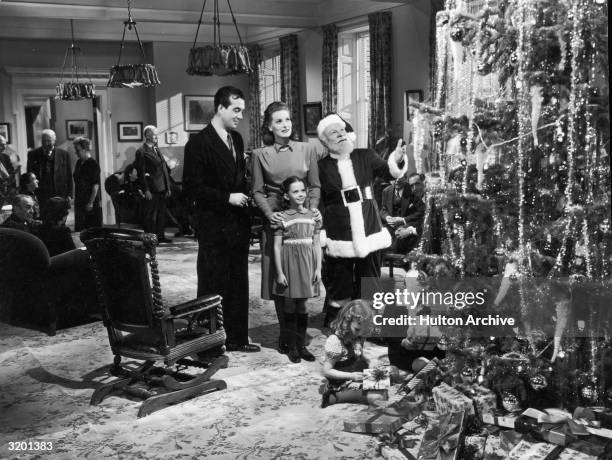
[
  {"x1": 107, "y1": 0, "x2": 160, "y2": 88},
  {"x1": 56, "y1": 20, "x2": 95, "y2": 101},
  {"x1": 187, "y1": 0, "x2": 252, "y2": 76}
]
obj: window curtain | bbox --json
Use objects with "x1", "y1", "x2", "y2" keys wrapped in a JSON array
[
  {"x1": 279, "y1": 34, "x2": 302, "y2": 141},
  {"x1": 368, "y1": 12, "x2": 392, "y2": 150},
  {"x1": 247, "y1": 44, "x2": 263, "y2": 150},
  {"x1": 321, "y1": 24, "x2": 338, "y2": 115}
]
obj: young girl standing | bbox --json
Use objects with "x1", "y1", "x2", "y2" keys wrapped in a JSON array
[
  {"x1": 321, "y1": 300, "x2": 387, "y2": 407},
  {"x1": 273, "y1": 176, "x2": 322, "y2": 363}
]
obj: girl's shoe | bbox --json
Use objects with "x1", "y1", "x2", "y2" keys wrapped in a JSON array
[
  {"x1": 277, "y1": 337, "x2": 289, "y2": 354},
  {"x1": 287, "y1": 347, "x2": 301, "y2": 363},
  {"x1": 321, "y1": 389, "x2": 335, "y2": 408},
  {"x1": 298, "y1": 346, "x2": 315, "y2": 362}
]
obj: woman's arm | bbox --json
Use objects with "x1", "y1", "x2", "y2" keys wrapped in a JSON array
[
  {"x1": 321, "y1": 357, "x2": 363, "y2": 382},
  {"x1": 86, "y1": 184, "x2": 99, "y2": 211},
  {"x1": 273, "y1": 234, "x2": 287, "y2": 286},
  {"x1": 251, "y1": 151, "x2": 275, "y2": 220}
]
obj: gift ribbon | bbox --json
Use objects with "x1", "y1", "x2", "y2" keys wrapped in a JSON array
[{"x1": 418, "y1": 412, "x2": 462, "y2": 460}]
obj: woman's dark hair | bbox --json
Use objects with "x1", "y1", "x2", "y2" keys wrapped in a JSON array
[
  {"x1": 281, "y1": 175, "x2": 305, "y2": 194},
  {"x1": 41, "y1": 196, "x2": 70, "y2": 224},
  {"x1": 73, "y1": 137, "x2": 91, "y2": 152},
  {"x1": 261, "y1": 101, "x2": 292, "y2": 146}
]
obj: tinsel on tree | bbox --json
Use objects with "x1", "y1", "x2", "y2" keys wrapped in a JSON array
[{"x1": 406, "y1": 0, "x2": 610, "y2": 410}]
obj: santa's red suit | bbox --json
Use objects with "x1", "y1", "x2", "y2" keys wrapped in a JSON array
[{"x1": 318, "y1": 122, "x2": 406, "y2": 306}]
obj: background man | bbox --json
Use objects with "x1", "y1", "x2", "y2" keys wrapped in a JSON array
[
  {"x1": 134, "y1": 125, "x2": 172, "y2": 243},
  {"x1": 380, "y1": 172, "x2": 426, "y2": 254},
  {"x1": 183, "y1": 86, "x2": 260, "y2": 353},
  {"x1": 1, "y1": 134, "x2": 17, "y2": 203},
  {"x1": 27, "y1": 129, "x2": 73, "y2": 206},
  {"x1": 1, "y1": 194, "x2": 38, "y2": 232}
]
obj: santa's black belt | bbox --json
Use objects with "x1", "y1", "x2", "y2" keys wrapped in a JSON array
[{"x1": 325, "y1": 185, "x2": 373, "y2": 206}]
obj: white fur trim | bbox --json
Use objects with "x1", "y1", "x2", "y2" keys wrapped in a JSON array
[
  {"x1": 317, "y1": 114, "x2": 345, "y2": 140},
  {"x1": 388, "y1": 151, "x2": 408, "y2": 179},
  {"x1": 320, "y1": 229, "x2": 328, "y2": 247},
  {"x1": 324, "y1": 228, "x2": 392, "y2": 258}
]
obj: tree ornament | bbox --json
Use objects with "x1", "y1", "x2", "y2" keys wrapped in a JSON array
[
  {"x1": 450, "y1": 26, "x2": 464, "y2": 42},
  {"x1": 581, "y1": 384, "x2": 599, "y2": 404},
  {"x1": 530, "y1": 374, "x2": 548, "y2": 390},
  {"x1": 502, "y1": 391, "x2": 522, "y2": 412},
  {"x1": 461, "y1": 366, "x2": 477, "y2": 384}
]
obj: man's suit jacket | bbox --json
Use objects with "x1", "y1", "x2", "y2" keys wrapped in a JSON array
[
  {"x1": 133, "y1": 143, "x2": 170, "y2": 193},
  {"x1": 183, "y1": 123, "x2": 250, "y2": 245},
  {"x1": 380, "y1": 183, "x2": 426, "y2": 235},
  {"x1": 27, "y1": 147, "x2": 74, "y2": 199}
]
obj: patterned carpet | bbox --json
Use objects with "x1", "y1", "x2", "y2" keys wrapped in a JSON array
[{"x1": 0, "y1": 240, "x2": 394, "y2": 459}]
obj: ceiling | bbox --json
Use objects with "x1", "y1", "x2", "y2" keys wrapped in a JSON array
[{"x1": 0, "y1": 0, "x2": 412, "y2": 45}]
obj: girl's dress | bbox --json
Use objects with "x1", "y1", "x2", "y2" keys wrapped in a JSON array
[
  {"x1": 273, "y1": 208, "x2": 321, "y2": 298},
  {"x1": 323, "y1": 333, "x2": 368, "y2": 390}
]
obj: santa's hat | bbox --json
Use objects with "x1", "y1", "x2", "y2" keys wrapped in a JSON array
[{"x1": 317, "y1": 113, "x2": 357, "y2": 143}]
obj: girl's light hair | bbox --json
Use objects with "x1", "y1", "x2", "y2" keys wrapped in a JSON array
[{"x1": 331, "y1": 299, "x2": 374, "y2": 340}]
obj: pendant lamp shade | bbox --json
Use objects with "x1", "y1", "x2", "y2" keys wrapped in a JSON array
[
  {"x1": 56, "y1": 20, "x2": 95, "y2": 101},
  {"x1": 108, "y1": 0, "x2": 160, "y2": 88},
  {"x1": 187, "y1": 0, "x2": 252, "y2": 76}
]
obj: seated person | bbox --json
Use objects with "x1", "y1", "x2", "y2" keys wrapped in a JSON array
[
  {"x1": 36, "y1": 197, "x2": 76, "y2": 257},
  {"x1": 321, "y1": 300, "x2": 387, "y2": 408},
  {"x1": 380, "y1": 172, "x2": 426, "y2": 254},
  {"x1": 104, "y1": 163, "x2": 144, "y2": 225},
  {"x1": 19, "y1": 172, "x2": 41, "y2": 219},
  {"x1": 1, "y1": 194, "x2": 40, "y2": 232}
]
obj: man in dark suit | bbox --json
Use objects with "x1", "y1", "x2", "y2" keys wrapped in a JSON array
[
  {"x1": 27, "y1": 129, "x2": 74, "y2": 206},
  {"x1": 183, "y1": 86, "x2": 260, "y2": 353},
  {"x1": 134, "y1": 125, "x2": 172, "y2": 243},
  {"x1": 380, "y1": 172, "x2": 426, "y2": 254}
]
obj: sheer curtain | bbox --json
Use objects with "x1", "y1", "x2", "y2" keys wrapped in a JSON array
[
  {"x1": 321, "y1": 24, "x2": 338, "y2": 115},
  {"x1": 247, "y1": 44, "x2": 263, "y2": 150},
  {"x1": 279, "y1": 34, "x2": 302, "y2": 141},
  {"x1": 368, "y1": 12, "x2": 392, "y2": 149}
]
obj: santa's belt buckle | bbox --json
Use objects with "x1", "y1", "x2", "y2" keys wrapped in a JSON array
[{"x1": 341, "y1": 186, "x2": 363, "y2": 206}]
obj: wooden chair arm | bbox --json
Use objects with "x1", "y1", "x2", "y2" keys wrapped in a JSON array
[{"x1": 169, "y1": 295, "x2": 222, "y2": 318}]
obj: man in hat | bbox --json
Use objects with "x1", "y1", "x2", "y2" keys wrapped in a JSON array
[{"x1": 317, "y1": 114, "x2": 407, "y2": 323}]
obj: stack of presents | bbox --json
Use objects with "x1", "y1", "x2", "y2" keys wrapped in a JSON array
[{"x1": 343, "y1": 360, "x2": 612, "y2": 459}]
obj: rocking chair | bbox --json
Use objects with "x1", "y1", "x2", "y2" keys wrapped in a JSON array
[{"x1": 80, "y1": 227, "x2": 228, "y2": 417}]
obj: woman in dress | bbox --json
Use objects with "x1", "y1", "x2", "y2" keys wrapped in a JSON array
[
  {"x1": 72, "y1": 137, "x2": 102, "y2": 231},
  {"x1": 251, "y1": 101, "x2": 322, "y2": 353}
]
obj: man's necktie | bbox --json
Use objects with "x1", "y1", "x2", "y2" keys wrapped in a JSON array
[{"x1": 227, "y1": 134, "x2": 235, "y2": 161}]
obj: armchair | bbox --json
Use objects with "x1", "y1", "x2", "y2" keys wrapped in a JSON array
[{"x1": 80, "y1": 227, "x2": 228, "y2": 417}]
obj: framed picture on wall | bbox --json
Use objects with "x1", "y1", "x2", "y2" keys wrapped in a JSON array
[
  {"x1": 303, "y1": 102, "x2": 322, "y2": 135},
  {"x1": 117, "y1": 122, "x2": 143, "y2": 142},
  {"x1": 405, "y1": 90, "x2": 424, "y2": 121},
  {"x1": 66, "y1": 119, "x2": 90, "y2": 140},
  {"x1": 0, "y1": 123, "x2": 10, "y2": 144},
  {"x1": 183, "y1": 95, "x2": 215, "y2": 132}
]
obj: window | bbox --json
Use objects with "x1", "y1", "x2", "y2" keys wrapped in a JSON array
[
  {"x1": 259, "y1": 51, "x2": 281, "y2": 115},
  {"x1": 337, "y1": 27, "x2": 370, "y2": 148}
]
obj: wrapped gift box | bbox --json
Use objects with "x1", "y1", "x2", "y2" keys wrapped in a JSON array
[
  {"x1": 433, "y1": 383, "x2": 476, "y2": 416},
  {"x1": 464, "y1": 435, "x2": 487, "y2": 460},
  {"x1": 417, "y1": 410, "x2": 466, "y2": 460},
  {"x1": 380, "y1": 444, "x2": 418, "y2": 460},
  {"x1": 515, "y1": 408, "x2": 589, "y2": 446},
  {"x1": 363, "y1": 367, "x2": 392, "y2": 390},
  {"x1": 463, "y1": 384, "x2": 497, "y2": 416},
  {"x1": 344, "y1": 408, "x2": 405, "y2": 434},
  {"x1": 507, "y1": 439, "x2": 563, "y2": 459},
  {"x1": 499, "y1": 430, "x2": 524, "y2": 452},
  {"x1": 556, "y1": 448, "x2": 597, "y2": 460},
  {"x1": 574, "y1": 407, "x2": 612, "y2": 429},
  {"x1": 399, "y1": 358, "x2": 440, "y2": 394},
  {"x1": 481, "y1": 410, "x2": 518, "y2": 428},
  {"x1": 483, "y1": 436, "x2": 505, "y2": 460}
]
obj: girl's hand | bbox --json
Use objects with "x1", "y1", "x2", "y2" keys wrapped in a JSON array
[
  {"x1": 270, "y1": 212, "x2": 284, "y2": 225},
  {"x1": 276, "y1": 273, "x2": 288, "y2": 287},
  {"x1": 85, "y1": 202, "x2": 93, "y2": 212},
  {"x1": 311, "y1": 208, "x2": 322, "y2": 222},
  {"x1": 313, "y1": 270, "x2": 321, "y2": 284},
  {"x1": 351, "y1": 372, "x2": 363, "y2": 382}
]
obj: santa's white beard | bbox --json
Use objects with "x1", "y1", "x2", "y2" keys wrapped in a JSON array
[{"x1": 329, "y1": 139, "x2": 354, "y2": 156}]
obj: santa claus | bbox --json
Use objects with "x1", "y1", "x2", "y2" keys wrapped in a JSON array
[{"x1": 317, "y1": 114, "x2": 408, "y2": 323}]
